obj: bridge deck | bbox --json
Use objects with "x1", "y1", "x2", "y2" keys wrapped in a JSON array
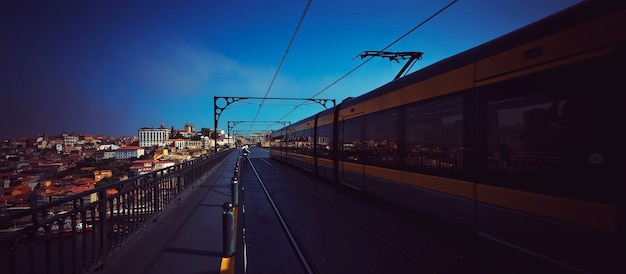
[
  {"x1": 101, "y1": 151, "x2": 238, "y2": 274},
  {"x1": 101, "y1": 148, "x2": 580, "y2": 274}
]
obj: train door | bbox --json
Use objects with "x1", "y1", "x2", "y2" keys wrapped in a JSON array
[
  {"x1": 313, "y1": 114, "x2": 319, "y2": 176},
  {"x1": 339, "y1": 114, "x2": 365, "y2": 190}
]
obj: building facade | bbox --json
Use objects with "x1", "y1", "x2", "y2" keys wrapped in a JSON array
[
  {"x1": 114, "y1": 146, "x2": 145, "y2": 160},
  {"x1": 138, "y1": 124, "x2": 171, "y2": 147},
  {"x1": 63, "y1": 135, "x2": 79, "y2": 147}
]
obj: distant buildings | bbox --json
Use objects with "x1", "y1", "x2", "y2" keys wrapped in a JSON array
[
  {"x1": 114, "y1": 146, "x2": 145, "y2": 160},
  {"x1": 138, "y1": 124, "x2": 171, "y2": 147},
  {"x1": 63, "y1": 135, "x2": 79, "y2": 147},
  {"x1": 175, "y1": 123, "x2": 196, "y2": 138},
  {"x1": 129, "y1": 160, "x2": 156, "y2": 176},
  {"x1": 129, "y1": 159, "x2": 175, "y2": 176},
  {"x1": 0, "y1": 133, "x2": 122, "y2": 211},
  {"x1": 93, "y1": 170, "x2": 112, "y2": 182},
  {"x1": 138, "y1": 123, "x2": 230, "y2": 150},
  {"x1": 1, "y1": 124, "x2": 230, "y2": 213}
]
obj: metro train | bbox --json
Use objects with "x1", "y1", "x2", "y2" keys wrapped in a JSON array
[{"x1": 269, "y1": 1, "x2": 625, "y2": 272}]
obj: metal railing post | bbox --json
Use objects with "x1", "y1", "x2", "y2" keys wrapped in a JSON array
[
  {"x1": 231, "y1": 177, "x2": 239, "y2": 206},
  {"x1": 222, "y1": 202, "x2": 235, "y2": 257},
  {"x1": 153, "y1": 175, "x2": 160, "y2": 214},
  {"x1": 97, "y1": 189, "x2": 108, "y2": 267}
]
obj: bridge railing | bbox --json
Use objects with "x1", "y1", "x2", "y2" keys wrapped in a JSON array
[{"x1": 0, "y1": 149, "x2": 233, "y2": 274}]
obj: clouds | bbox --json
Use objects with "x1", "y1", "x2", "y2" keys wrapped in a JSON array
[
  {"x1": 127, "y1": 39, "x2": 340, "y2": 102},
  {"x1": 129, "y1": 41, "x2": 261, "y2": 96},
  {"x1": 1, "y1": 0, "x2": 583, "y2": 139}
]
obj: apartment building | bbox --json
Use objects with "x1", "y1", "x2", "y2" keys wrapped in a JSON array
[
  {"x1": 138, "y1": 125, "x2": 171, "y2": 147},
  {"x1": 114, "y1": 146, "x2": 144, "y2": 160}
]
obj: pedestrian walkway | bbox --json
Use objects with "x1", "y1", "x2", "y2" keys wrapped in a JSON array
[{"x1": 101, "y1": 151, "x2": 239, "y2": 274}]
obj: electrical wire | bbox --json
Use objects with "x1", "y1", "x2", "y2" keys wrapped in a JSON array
[
  {"x1": 270, "y1": 0, "x2": 458, "y2": 129},
  {"x1": 247, "y1": 0, "x2": 313, "y2": 134}
]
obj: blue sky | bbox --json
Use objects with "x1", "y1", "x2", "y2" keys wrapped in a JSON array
[{"x1": 1, "y1": 0, "x2": 581, "y2": 139}]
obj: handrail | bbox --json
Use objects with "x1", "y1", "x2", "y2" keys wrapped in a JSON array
[{"x1": 0, "y1": 149, "x2": 234, "y2": 274}]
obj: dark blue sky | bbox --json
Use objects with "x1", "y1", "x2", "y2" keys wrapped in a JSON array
[{"x1": 1, "y1": 0, "x2": 580, "y2": 139}]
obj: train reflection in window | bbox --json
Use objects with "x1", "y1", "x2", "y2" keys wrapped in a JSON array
[
  {"x1": 405, "y1": 95, "x2": 463, "y2": 174},
  {"x1": 485, "y1": 93, "x2": 567, "y2": 175},
  {"x1": 341, "y1": 116, "x2": 364, "y2": 163},
  {"x1": 364, "y1": 109, "x2": 398, "y2": 168},
  {"x1": 317, "y1": 124, "x2": 332, "y2": 159}
]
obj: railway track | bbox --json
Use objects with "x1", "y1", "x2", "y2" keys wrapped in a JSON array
[
  {"x1": 244, "y1": 154, "x2": 319, "y2": 274},
  {"x1": 237, "y1": 149, "x2": 577, "y2": 274}
]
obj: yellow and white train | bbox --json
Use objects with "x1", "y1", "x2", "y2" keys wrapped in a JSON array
[{"x1": 270, "y1": 1, "x2": 625, "y2": 272}]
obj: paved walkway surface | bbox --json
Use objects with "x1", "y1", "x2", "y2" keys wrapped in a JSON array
[{"x1": 101, "y1": 151, "x2": 239, "y2": 274}]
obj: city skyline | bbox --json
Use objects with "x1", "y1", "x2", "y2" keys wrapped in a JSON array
[
  {"x1": 1, "y1": 123, "x2": 224, "y2": 141},
  {"x1": 1, "y1": 0, "x2": 581, "y2": 140}
]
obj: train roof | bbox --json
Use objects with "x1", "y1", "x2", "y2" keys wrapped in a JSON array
[{"x1": 340, "y1": 0, "x2": 622, "y2": 108}]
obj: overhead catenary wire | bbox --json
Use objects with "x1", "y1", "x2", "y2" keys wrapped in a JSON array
[
  {"x1": 247, "y1": 0, "x2": 313, "y2": 134},
  {"x1": 270, "y1": 0, "x2": 458, "y2": 128}
]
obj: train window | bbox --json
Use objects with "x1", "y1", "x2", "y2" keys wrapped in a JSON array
[
  {"x1": 477, "y1": 59, "x2": 622, "y2": 203},
  {"x1": 404, "y1": 95, "x2": 464, "y2": 174},
  {"x1": 340, "y1": 116, "x2": 364, "y2": 164},
  {"x1": 286, "y1": 128, "x2": 297, "y2": 155},
  {"x1": 316, "y1": 124, "x2": 332, "y2": 159},
  {"x1": 364, "y1": 109, "x2": 398, "y2": 168},
  {"x1": 291, "y1": 128, "x2": 313, "y2": 156},
  {"x1": 481, "y1": 86, "x2": 584, "y2": 197},
  {"x1": 270, "y1": 130, "x2": 284, "y2": 150}
]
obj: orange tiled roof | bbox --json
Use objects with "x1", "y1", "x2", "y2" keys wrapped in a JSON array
[
  {"x1": 0, "y1": 195, "x2": 15, "y2": 202},
  {"x1": 72, "y1": 178, "x2": 96, "y2": 185},
  {"x1": 72, "y1": 185, "x2": 93, "y2": 194},
  {"x1": 12, "y1": 184, "x2": 31, "y2": 192}
]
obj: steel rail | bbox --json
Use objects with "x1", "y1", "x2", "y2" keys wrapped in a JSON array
[
  {"x1": 257, "y1": 155, "x2": 438, "y2": 273},
  {"x1": 245, "y1": 155, "x2": 317, "y2": 274}
]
